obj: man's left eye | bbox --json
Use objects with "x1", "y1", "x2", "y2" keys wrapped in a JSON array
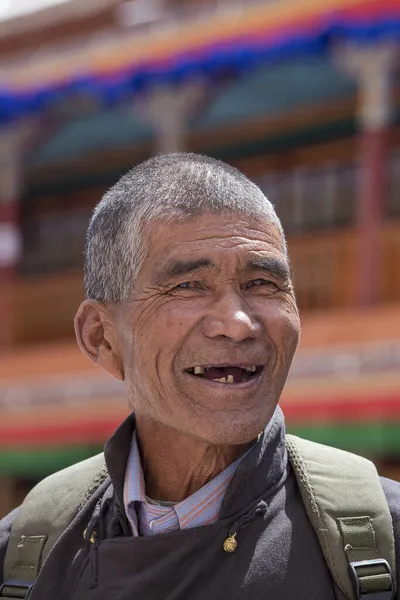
[{"x1": 246, "y1": 279, "x2": 279, "y2": 291}]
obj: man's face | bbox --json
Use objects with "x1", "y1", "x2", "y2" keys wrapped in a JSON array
[{"x1": 113, "y1": 211, "x2": 300, "y2": 445}]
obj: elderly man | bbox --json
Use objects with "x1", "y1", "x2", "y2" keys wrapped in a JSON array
[{"x1": 0, "y1": 153, "x2": 400, "y2": 600}]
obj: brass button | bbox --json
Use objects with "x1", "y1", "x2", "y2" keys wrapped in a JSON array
[{"x1": 223, "y1": 533, "x2": 237, "y2": 553}]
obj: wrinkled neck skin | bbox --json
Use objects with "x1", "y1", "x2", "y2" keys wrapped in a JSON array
[{"x1": 135, "y1": 413, "x2": 252, "y2": 503}]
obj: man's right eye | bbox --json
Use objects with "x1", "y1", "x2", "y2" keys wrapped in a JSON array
[
  {"x1": 176, "y1": 281, "x2": 198, "y2": 289},
  {"x1": 173, "y1": 281, "x2": 208, "y2": 292}
]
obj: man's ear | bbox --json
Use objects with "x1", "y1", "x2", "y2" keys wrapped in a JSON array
[{"x1": 74, "y1": 300, "x2": 124, "y2": 381}]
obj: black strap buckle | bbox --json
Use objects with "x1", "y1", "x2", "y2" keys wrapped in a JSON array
[
  {"x1": 0, "y1": 581, "x2": 33, "y2": 599},
  {"x1": 350, "y1": 559, "x2": 396, "y2": 600}
]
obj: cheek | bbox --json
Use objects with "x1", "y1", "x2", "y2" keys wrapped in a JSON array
[
  {"x1": 169, "y1": 297, "x2": 209, "y2": 332},
  {"x1": 134, "y1": 302, "x2": 201, "y2": 364},
  {"x1": 261, "y1": 301, "x2": 300, "y2": 356},
  {"x1": 281, "y1": 300, "x2": 300, "y2": 336}
]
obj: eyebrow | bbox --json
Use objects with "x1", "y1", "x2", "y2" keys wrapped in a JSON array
[
  {"x1": 245, "y1": 257, "x2": 292, "y2": 281},
  {"x1": 153, "y1": 258, "x2": 214, "y2": 283}
]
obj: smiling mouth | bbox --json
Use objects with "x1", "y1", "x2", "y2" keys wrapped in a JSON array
[{"x1": 185, "y1": 365, "x2": 264, "y2": 384}]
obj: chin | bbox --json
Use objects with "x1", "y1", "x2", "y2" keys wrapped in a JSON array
[{"x1": 192, "y1": 407, "x2": 276, "y2": 446}]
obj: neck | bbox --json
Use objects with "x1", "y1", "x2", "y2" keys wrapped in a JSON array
[{"x1": 135, "y1": 414, "x2": 251, "y2": 503}]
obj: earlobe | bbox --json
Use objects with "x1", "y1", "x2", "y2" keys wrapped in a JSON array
[{"x1": 74, "y1": 300, "x2": 124, "y2": 381}]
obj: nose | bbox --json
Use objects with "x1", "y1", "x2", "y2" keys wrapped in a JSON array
[{"x1": 201, "y1": 290, "x2": 261, "y2": 343}]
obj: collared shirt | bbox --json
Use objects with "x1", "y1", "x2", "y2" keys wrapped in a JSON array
[{"x1": 123, "y1": 431, "x2": 247, "y2": 536}]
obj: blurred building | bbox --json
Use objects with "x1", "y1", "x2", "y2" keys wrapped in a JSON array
[{"x1": 0, "y1": 0, "x2": 400, "y2": 517}]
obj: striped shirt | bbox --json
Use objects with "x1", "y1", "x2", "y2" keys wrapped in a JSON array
[{"x1": 123, "y1": 431, "x2": 247, "y2": 536}]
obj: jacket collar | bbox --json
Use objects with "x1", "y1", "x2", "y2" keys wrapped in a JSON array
[
  {"x1": 104, "y1": 412, "x2": 136, "y2": 511},
  {"x1": 104, "y1": 406, "x2": 288, "y2": 520},
  {"x1": 220, "y1": 406, "x2": 288, "y2": 518}
]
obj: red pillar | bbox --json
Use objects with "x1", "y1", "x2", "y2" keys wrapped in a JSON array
[
  {"x1": 0, "y1": 130, "x2": 23, "y2": 348},
  {"x1": 356, "y1": 128, "x2": 388, "y2": 305},
  {"x1": 349, "y1": 44, "x2": 396, "y2": 306}
]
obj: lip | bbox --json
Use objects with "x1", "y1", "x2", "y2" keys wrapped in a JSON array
[
  {"x1": 187, "y1": 362, "x2": 263, "y2": 370},
  {"x1": 184, "y1": 360, "x2": 266, "y2": 373}
]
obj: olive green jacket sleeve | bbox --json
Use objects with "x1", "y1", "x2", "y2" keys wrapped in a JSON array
[{"x1": 0, "y1": 507, "x2": 19, "y2": 585}]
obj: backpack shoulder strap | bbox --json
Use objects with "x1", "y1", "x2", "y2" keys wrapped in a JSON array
[
  {"x1": 1, "y1": 452, "x2": 107, "y2": 599},
  {"x1": 286, "y1": 434, "x2": 396, "y2": 600}
]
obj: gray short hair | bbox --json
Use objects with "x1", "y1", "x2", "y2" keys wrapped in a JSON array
[{"x1": 84, "y1": 153, "x2": 286, "y2": 302}]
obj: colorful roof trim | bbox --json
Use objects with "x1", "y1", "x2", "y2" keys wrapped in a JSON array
[{"x1": 0, "y1": 0, "x2": 399, "y2": 123}]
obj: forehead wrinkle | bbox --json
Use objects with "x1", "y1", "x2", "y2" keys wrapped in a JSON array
[
  {"x1": 146, "y1": 220, "x2": 288, "y2": 285},
  {"x1": 177, "y1": 230, "x2": 281, "y2": 247},
  {"x1": 169, "y1": 236, "x2": 283, "y2": 261},
  {"x1": 210, "y1": 220, "x2": 281, "y2": 243}
]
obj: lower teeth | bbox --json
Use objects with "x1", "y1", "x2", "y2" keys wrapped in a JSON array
[{"x1": 213, "y1": 375, "x2": 235, "y2": 384}]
